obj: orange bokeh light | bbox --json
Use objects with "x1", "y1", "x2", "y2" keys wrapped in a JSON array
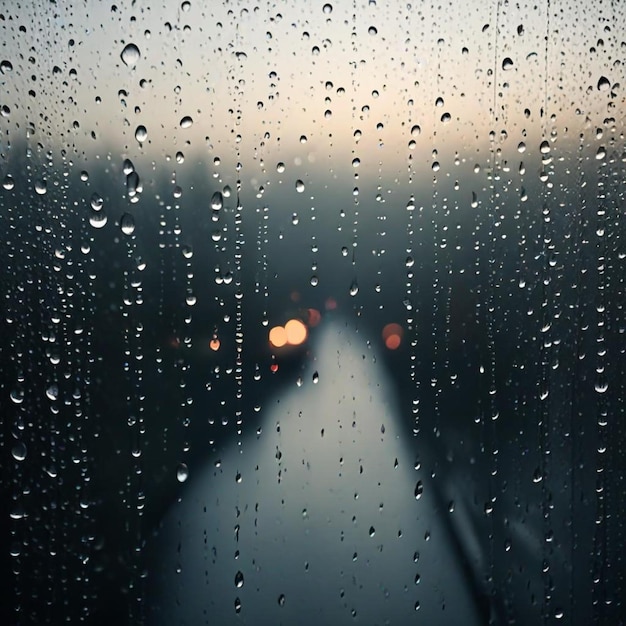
[
  {"x1": 385, "y1": 333, "x2": 402, "y2": 350},
  {"x1": 209, "y1": 338, "x2": 220, "y2": 351},
  {"x1": 285, "y1": 318, "x2": 308, "y2": 345},
  {"x1": 382, "y1": 323, "x2": 403, "y2": 350},
  {"x1": 269, "y1": 326, "x2": 288, "y2": 347}
]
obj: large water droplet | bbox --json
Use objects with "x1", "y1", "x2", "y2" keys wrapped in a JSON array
[
  {"x1": 120, "y1": 212, "x2": 136, "y2": 235},
  {"x1": 234, "y1": 570, "x2": 244, "y2": 588},
  {"x1": 597, "y1": 76, "x2": 610, "y2": 91},
  {"x1": 180, "y1": 115, "x2": 193, "y2": 129},
  {"x1": 502, "y1": 57, "x2": 514, "y2": 70},
  {"x1": 11, "y1": 442, "x2": 27, "y2": 462},
  {"x1": 211, "y1": 191, "x2": 223, "y2": 210},
  {"x1": 176, "y1": 463, "x2": 189, "y2": 483},
  {"x1": 89, "y1": 210, "x2": 108, "y2": 229},
  {"x1": 349, "y1": 281, "x2": 359, "y2": 296},
  {"x1": 135, "y1": 125, "x2": 148, "y2": 143},
  {"x1": 121, "y1": 43, "x2": 141, "y2": 67},
  {"x1": 295, "y1": 179, "x2": 305, "y2": 193},
  {"x1": 414, "y1": 480, "x2": 423, "y2": 500},
  {"x1": 0, "y1": 60, "x2": 13, "y2": 74}
]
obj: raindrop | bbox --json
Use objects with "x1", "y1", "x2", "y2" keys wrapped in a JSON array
[
  {"x1": 595, "y1": 379, "x2": 609, "y2": 394},
  {"x1": 410, "y1": 124, "x2": 421, "y2": 137},
  {"x1": 35, "y1": 180, "x2": 47, "y2": 195},
  {"x1": 122, "y1": 158, "x2": 135, "y2": 175},
  {"x1": 595, "y1": 146, "x2": 606, "y2": 160},
  {"x1": 90, "y1": 192, "x2": 104, "y2": 211},
  {"x1": 597, "y1": 76, "x2": 610, "y2": 91},
  {"x1": 502, "y1": 57, "x2": 514, "y2": 70},
  {"x1": 180, "y1": 115, "x2": 193, "y2": 128},
  {"x1": 0, "y1": 60, "x2": 13, "y2": 73},
  {"x1": 120, "y1": 212, "x2": 135, "y2": 235},
  {"x1": 276, "y1": 162, "x2": 285, "y2": 173},
  {"x1": 295, "y1": 180, "x2": 305, "y2": 193},
  {"x1": 211, "y1": 191, "x2": 223, "y2": 210},
  {"x1": 368, "y1": 26, "x2": 377, "y2": 36},
  {"x1": 121, "y1": 43, "x2": 141, "y2": 67},
  {"x1": 89, "y1": 210, "x2": 108, "y2": 229},
  {"x1": 414, "y1": 480, "x2": 423, "y2": 500},
  {"x1": 369, "y1": 526, "x2": 376, "y2": 537},
  {"x1": 322, "y1": 3, "x2": 332, "y2": 14},
  {"x1": 539, "y1": 140, "x2": 550, "y2": 155},
  {"x1": 234, "y1": 570, "x2": 244, "y2": 588},
  {"x1": 3, "y1": 174, "x2": 15, "y2": 190},
  {"x1": 176, "y1": 463, "x2": 189, "y2": 482},
  {"x1": 135, "y1": 125, "x2": 148, "y2": 143},
  {"x1": 312, "y1": 371, "x2": 319, "y2": 384},
  {"x1": 10, "y1": 389, "x2": 24, "y2": 404},
  {"x1": 46, "y1": 385, "x2": 59, "y2": 401},
  {"x1": 349, "y1": 281, "x2": 359, "y2": 296},
  {"x1": 278, "y1": 594, "x2": 286, "y2": 607},
  {"x1": 11, "y1": 442, "x2": 27, "y2": 462}
]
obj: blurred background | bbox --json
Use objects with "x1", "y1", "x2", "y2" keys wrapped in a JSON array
[{"x1": 0, "y1": 1, "x2": 624, "y2": 624}]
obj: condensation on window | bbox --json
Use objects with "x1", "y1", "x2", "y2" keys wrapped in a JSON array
[{"x1": 0, "y1": 1, "x2": 624, "y2": 624}]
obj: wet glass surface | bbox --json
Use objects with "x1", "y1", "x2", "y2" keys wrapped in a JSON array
[{"x1": 1, "y1": 1, "x2": 624, "y2": 624}]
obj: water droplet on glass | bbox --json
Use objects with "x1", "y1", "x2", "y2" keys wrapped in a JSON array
[
  {"x1": 234, "y1": 570, "x2": 244, "y2": 588},
  {"x1": 176, "y1": 463, "x2": 189, "y2": 483},
  {"x1": 135, "y1": 125, "x2": 148, "y2": 143},
  {"x1": 276, "y1": 162, "x2": 285, "y2": 173},
  {"x1": 3, "y1": 174, "x2": 15, "y2": 190},
  {"x1": 180, "y1": 115, "x2": 193, "y2": 128},
  {"x1": 278, "y1": 594, "x2": 286, "y2": 607},
  {"x1": 368, "y1": 26, "x2": 377, "y2": 36},
  {"x1": 596, "y1": 146, "x2": 606, "y2": 160},
  {"x1": 597, "y1": 76, "x2": 610, "y2": 91},
  {"x1": 322, "y1": 3, "x2": 333, "y2": 14},
  {"x1": 539, "y1": 140, "x2": 550, "y2": 155},
  {"x1": 11, "y1": 442, "x2": 27, "y2": 462},
  {"x1": 295, "y1": 180, "x2": 305, "y2": 193},
  {"x1": 121, "y1": 43, "x2": 141, "y2": 67},
  {"x1": 414, "y1": 480, "x2": 423, "y2": 500},
  {"x1": 211, "y1": 191, "x2": 223, "y2": 210},
  {"x1": 0, "y1": 60, "x2": 13, "y2": 74},
  {"x1": 122, "y1": 159, "x2": 135, "y2": 176},
  {"x1": 120, "y1": 212, "x2": 135, "y2": 235},
  {"x1": 89, "y1": 211, "x2": 108, "y2": 229},
  {"x1": 502, "y1": 57, "x2": 514, "y2": 70},
  {"x1": 35, "y1": 180, "x2": 47, "y2": 195},
  {"x1": 46, "y1": 385, "x2": 59, "y2": 401},
  {"x1": 369, "y1": 526, "x2": 376, "y2": 537},
  {"x1": 312, "y1": 371, "x2": 319, "y2": 384},
  {"x1": 595, "y1": 379, "x2": 609, "y2": 394},
  {"x1": 349, "y1": 281, "x2": 359, "y2": 296}
]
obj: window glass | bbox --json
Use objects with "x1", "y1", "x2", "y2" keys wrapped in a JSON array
[{"x1": 1, "y1": 1, "x2": 624, "y2": 624}]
